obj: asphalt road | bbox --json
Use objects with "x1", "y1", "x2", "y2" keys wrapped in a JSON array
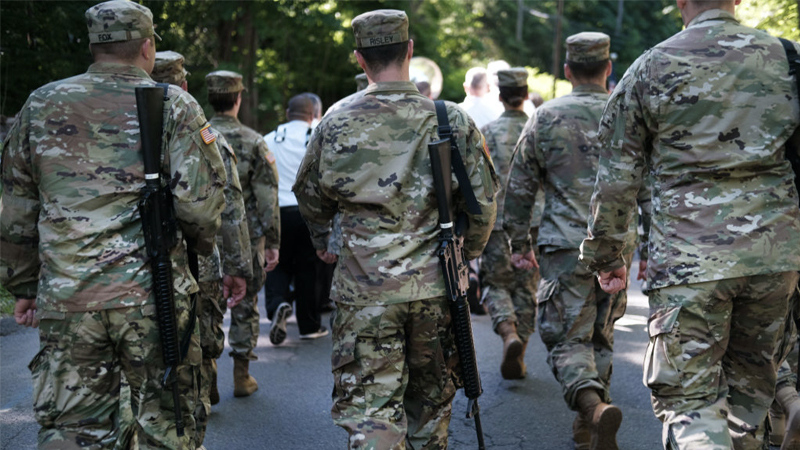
[{"x1": 1, "y1": 265, "x2": 665, "y2": 450}]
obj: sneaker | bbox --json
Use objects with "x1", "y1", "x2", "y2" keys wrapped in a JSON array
[
  {"x1": 299, "y1": 326, "x2": 329, "y2": 340},
  {"x1": 269, "y1": 302, "x2": 293, "y2": 345}
]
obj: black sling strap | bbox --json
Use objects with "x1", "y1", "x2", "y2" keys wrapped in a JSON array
[{"x1": 433, "y1": 100, "x2": 482, "y2": 215}]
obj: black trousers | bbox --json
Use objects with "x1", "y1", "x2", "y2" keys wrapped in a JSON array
[{"x1": 264, "y1": 206, "x2": 320, "y2": 335}]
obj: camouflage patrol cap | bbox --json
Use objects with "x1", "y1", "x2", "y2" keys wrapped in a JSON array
[
  {"x1": 352, "y1": 9, "x2": 409, "y2": 49},
  {"x1": 355, "y1": 73, "x2": 369, "y2": 91},
  {"x1": 152, "y1": 51, "x2": 189, "y2": 85},
  {"x1": 565, "y1": 32, "x2": 610, "y2": 63},
  {"x1": 206, "y1": 70, "x2": 245, "y2": 94},
  {"x1": 497, "y1": 68, "x2": 528, "y2": 88},
  {"x1": 85, "y1": 0, "x2": 161, "y2": 44}
]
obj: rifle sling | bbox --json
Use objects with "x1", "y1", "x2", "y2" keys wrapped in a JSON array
[{"x1": 434, "y1": 100, "x2": 482, "y2": 216}]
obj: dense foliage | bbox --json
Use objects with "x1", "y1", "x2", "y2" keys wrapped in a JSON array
[{"x1": 1, "y1": 0, "x2": 797, "y2": 133}]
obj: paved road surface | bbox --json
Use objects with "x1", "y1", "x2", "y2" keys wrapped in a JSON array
[{"x1": 1, "y1": 265, "x2": 665, "y2": 449}]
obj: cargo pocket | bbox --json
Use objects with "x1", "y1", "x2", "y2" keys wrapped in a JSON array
[
  {"x1": 643, "y1": 305, "x2": 683, "y2": 392},
  {"x1": 29, "y1": 344, "x2": 56, "y2": 428},
  {"x1": 536, "y1": 278, "x2": 565, "y2": 345}
]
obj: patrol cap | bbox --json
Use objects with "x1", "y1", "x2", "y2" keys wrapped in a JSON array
[
  {"x1": 355, "y1": 73, "x2": 369, "y2": 91},
  {"x1": 206, "y1": 70, "x2": 245, "y2": 94},
  {"x1": 352, "y1": 9, "x2": 409, "y2": 49},
  {"x1": 497, "y1": 68, "x2": 528, "y2": 88},
  {"x1": 85, "y1": 0, "x2": 161, "y2": 44},
  {"x1": 565, "y1": 32, "x2": 610, "y2": 63},
  {"x1": 152, "y1": 51, "x2": 189, "y2": 85}
]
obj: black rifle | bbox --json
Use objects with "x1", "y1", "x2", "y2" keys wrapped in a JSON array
[
  {"x1": 428, "y1": 100, "x2": 486, "y2": 450},
  {"x1": 135, "y1": 86, "x2": 185, "y2": 436}
]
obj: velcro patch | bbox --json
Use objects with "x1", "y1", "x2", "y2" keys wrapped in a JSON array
[{"x1": 200, "y1": 124, "x2": 217, "y2": 145}]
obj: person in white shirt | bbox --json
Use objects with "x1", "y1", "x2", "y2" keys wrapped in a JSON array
[
  {"x1": 263, "y1": 93, "x2": 329, "y2": 344},
  {"x1": 458, "y1": 67, "x2": 500, "y2": 129}
]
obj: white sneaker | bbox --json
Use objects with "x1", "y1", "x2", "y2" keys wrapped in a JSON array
[
  {"x1": 299, "y1": 326, "x2": 329, "y2": 340},
  {"x1": 269, "y1": 302, "x2": 293, "y2": 345}
]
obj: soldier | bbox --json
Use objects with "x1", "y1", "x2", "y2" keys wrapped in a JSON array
[
  {"x1": 479, "y1": 67, "x2": 542, "y2": 380},
  {"x1": 293, "y1": 9, "x2": 498, "y2": 448},
  {"x1": 504, "y1": 32, "x2": 636, "y2": 450},
  {"x1": 579, "y1": 0, "x2": 800, "y2": 448},
  {"x1": 206, "y1": 70, "x2": 280, "y2": 398},
  {"x1": 152, "y1": 51, "x2": 252, "y2": 446},
  {"x1": 1, "y1": 1, "x2": 226, "y2": 448}
]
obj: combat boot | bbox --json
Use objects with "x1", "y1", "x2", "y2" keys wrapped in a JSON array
[
  {"x1": 573, "y1": 413, "x2": 591, "y2": 450},
  {"x1": 233, "y1": 358, "x2": 258, "y2": 397},
  {"x1": 575, "y1": 388, "x2": 622, "y2": 450},
  {"x1": 777, "y1": 386, "x2": 800, "y2": 450},
  {"x1": 209, "y1": 359, "x2": 220, "y2": 405},
  {"x1": 497, "y1": 320, "x2": 524, "y2": 379}
]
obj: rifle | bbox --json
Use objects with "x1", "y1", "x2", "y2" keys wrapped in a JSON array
[
  {"x1": 428, "y1": 100, "x2": 486, "y2": 450},
  {"x1": 135, "y1": 86, "x2": 185, "y2": 436}
]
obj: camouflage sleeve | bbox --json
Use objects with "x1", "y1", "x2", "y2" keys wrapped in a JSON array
[
  {"x1": 294, "y1": 125, "x2": 339, "y2": 250},
  {"x1": 251, "y1": 138, "x2": 280, "y2": 249},
  {"x1": 453, "y1": 108, "x2": 499, "y2": 260},
  {"x1": 217, "y1": 136, "x2": 253, "y2": 278},
  {"x1": 502, "y1": 116, "x2": 543, "y2": 254},
  {"x1": 0, "y1": 103, "x2": 41, "y2": 298},
  {"x1": 166, "y1": 89, "x2": 227, "y2": 256},
  {"x1": 580, "y1": 57, "x2": 651, "y2": 272}
]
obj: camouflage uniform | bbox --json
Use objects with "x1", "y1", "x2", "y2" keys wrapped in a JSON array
[
  {"x1": 207, "y1": 71, "x2": 280, "y2": 362},
  {"x1": 503, "y1": 34, "x2": 638, "y2": 415},
  {"x1": 293, "y1": 10, "x2": 498, "y2": 448},
  {"x1": 580, "y1": 9, "x2": 800, "y2": 449},
  {"x1": 152, "y1": 52, "x2": 253, "y2": 444},
  {"x1": 0, "y1": 2, "x2": 226, "y2": 449},
  {"x1": 479, "y1": 101, "x2": 541, "y2": 344}
]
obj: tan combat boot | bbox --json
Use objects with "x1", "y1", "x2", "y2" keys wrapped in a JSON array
[
  {"x1": 233, "y1": 358, "x2": 258, "y2": 397},
  {"x1": 575, "y1": 388, "x2": 622, "y2": 450},
  {"x1": 497, "y1": 320, "x2": 524, "y2": 379},
  {"x1": 777, "y1": 386, "x2": 800, "y2": 450},
  {"x1": 208, "y1": 359, "x2": 220, "y2": 405}
]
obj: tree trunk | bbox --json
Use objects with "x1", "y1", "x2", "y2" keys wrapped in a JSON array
[{"x1": 551, "y1": 0, "x2": 564, "y2": 98}]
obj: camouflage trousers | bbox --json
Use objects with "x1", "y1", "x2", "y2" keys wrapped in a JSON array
[
  {"x1": 31, "y1": 302, "x2": 200, "y2": 450},
  {"x1": 331, "y1": 298, "x2": 459, "y2": 450},
  {"x1": 537, "y1": 248, "x2": 628, "y2": 409},
  {"x1": 776, "y1": 291, "x2": 799, "y2": 392},
  {"x1": 229, "y1": 237, "x2": 266, "y2": 360},
  {"x1": 480, "y1": 229, "x2": 539, "y2": 342},
  {"x1": 195, "y1": 279, "x2": 226, "y2": 446},
  {"x1": 645, "y1": 271, "x2": 798, "y2": 450}
]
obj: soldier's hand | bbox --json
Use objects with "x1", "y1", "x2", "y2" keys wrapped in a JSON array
[
  {"x1": 511, "y1": 250, "x2": 538, "y2": 270},
  {"x1": 223, "y1": 275, "x2": 248, "y2": 308},
  {"x1": 636, "y1": 260, "x2": 647, "y2": 281},
  {"x1": 264, "y1": 249, "x2": 280, "y2": 273},
  {"x1": 316, "y1": 249, "x2": 338, "y2": 264},
  {"x1": 14, "y1": 298, "x2": 39, "y2": 328},
  {"x1": 598, "y1": 266, "x2": 627, "y2": 294}
]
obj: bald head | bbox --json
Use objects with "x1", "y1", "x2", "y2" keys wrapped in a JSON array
[{"x1": 287, "y1": 94, "x2": 315, "y2": 123}]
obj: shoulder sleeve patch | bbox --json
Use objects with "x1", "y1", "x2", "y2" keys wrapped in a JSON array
[
  {"x1": 480, "y1": 133, "x2": 493, "y2": 165},
  {"x1": 200, "y1": 124, "x2": 217, "y2": 145},
  {"x1": 265, "y1": 151, "x2": 276, "y2": 164}
]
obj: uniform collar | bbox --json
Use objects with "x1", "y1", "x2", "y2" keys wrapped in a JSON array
[
  {"x1": 572, "y1": 84, "x2": 608, "y2": 95},
  {"x1": 500, "y1": 109, "x2": 528, "y2": 118},
  {"x1": 687, "y1": 9, "x2": 738, "y2": 28},
  {"x1": 364, "y1": 81, "x2": 420, "y2": 95},
  {"x1": 87, "y1": 62, "x2": 151, "y2": 79}
]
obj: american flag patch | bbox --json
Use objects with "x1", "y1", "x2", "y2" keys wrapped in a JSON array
[
  {"x1": 265, "y1": 151, "x2": 276, "y2": 164},
  {"x1": 200, "y1": 124, "x2": 216, "y2": 145}
]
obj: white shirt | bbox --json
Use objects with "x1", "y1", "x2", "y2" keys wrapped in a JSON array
[
  {"x1": 458, "y1": 94, "x2": 502, "y2": 129},
  {"x1": 264, "y1": 120, "x2": 313, "y2": 207}
]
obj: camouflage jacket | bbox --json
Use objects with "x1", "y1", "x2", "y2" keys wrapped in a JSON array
[
  {"x1": 294, "y1": 81, "x2": 498, "y2": 306},
  {"x1": 198, "y1": 133, "x2": 253, "y2": 282},
  {"x1": 209, "y1": 115, "x2": 280, "y2": 249},
  {"x1": 481, "y1": 109, "x2": 543, "y2": 232},
  {"x1": 504, "y1": 84, "x2": 639, "y2": 254},
  {"x1": 580, "y1": 9, "x2": 800, "y2": 288},
  {"x1": 0, "y1": 62, "x2": 226, "y2": 312}
]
